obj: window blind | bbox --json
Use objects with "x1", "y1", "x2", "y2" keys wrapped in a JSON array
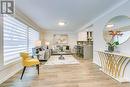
[
  {"x1": 28, "y1": 27, "x2": 39, "y2": 55},
  {"x1": 3, "y1": 15, "x2": 40, "y2": 63},
  {"x1": 3, "y1": 15, "x2": 28, "y2": 63}
]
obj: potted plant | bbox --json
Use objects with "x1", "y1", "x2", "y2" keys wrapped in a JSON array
[{"x1": 107, "y1": 41, "x2": 119, "y2": 52}]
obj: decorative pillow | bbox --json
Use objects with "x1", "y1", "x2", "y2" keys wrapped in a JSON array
[{"x1": 39, "y1": 51, "x2": 45, "y2": 60}]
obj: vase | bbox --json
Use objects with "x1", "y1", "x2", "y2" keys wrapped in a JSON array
[{"x1": 108, "y1": 46, "x2": 114, "y2": 52}]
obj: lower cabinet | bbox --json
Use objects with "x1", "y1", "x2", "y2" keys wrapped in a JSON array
[
  {"x1": 76, "y1": 45, "x2": 93, "y2": 59},
  {"x1": 84, "y1": 45, "x2": 93, "y2": 59}
]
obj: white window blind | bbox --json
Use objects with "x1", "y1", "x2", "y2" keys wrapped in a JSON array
[
  {"x1": 28, "y1": 27, "x2": 39, "y2": 55},
  {"x1": 3, "y1": 15, "x2": 28, "y2": 63},
  {"x1": 3, "y1": 15, "x2": 40, "y2": 63}
]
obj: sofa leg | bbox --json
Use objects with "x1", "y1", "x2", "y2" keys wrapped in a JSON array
[
  {"x1": 20, "y1": 66, "x2": 26, "y2": 80},
  {"x1": 36, "y1": 64, "x2": 39, "y2": 75}
]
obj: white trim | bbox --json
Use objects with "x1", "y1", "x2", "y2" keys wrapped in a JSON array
[
  {"x1": 0, "y1": 15, "x2": 4, "y2": 66},
  {"x1": 77, "y1": 0, "x2": 129, "y2": 32}
]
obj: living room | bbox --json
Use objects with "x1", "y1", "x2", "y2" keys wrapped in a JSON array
[{"x1": 1, "y1": 0, "x2": 130, "y2": 87}]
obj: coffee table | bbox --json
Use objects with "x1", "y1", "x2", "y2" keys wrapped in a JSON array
[{"x1": 58, "y1": 52, "x2": 66, "y2": 60}]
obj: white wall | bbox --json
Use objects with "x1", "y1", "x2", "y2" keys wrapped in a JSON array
[
  {"x1": 80, "y1": 0, "x2": 130, "y2": 81},
  {"x1": 44, "y1": 30, "x2": 77, "y2": 50}
]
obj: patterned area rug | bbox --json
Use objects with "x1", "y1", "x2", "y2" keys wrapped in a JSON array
[{"x1": 44, "y1": 55, "x2": 79, "y2": 65}]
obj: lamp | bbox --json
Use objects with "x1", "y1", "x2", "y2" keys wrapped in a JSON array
[
  {"x1": 45, "y1": 41, "x2": 50, "y2": 49},
  {"x1": 35, "y1": 40, "x2": 41, "y2": 47}
]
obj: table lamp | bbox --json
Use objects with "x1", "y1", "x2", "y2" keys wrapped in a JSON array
[{"x1": 45, "y1": 41, "x2": 50, "y2": 49}]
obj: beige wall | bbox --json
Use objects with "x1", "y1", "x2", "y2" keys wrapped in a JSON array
[
  {"x1": 44, "y1": 30, "x2": 77, "y2": 50},
  {"x1": 40, "y1": 32, "x2": 45, "y2": 45}
]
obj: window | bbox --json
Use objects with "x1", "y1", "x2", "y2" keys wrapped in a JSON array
[
  {"x1": 3, "y1": 15, "x2": 39, "y2": 63},
  {"x1": 3, "y1": 15, "x2": 28, "y2": 63},
  {"x1": 28, "y1": 27, "x2": 39, "y2": 55}
]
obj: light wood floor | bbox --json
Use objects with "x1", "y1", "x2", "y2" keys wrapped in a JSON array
[{"x1": 1, "y1": 58, "x2": 130, "y2": 87}]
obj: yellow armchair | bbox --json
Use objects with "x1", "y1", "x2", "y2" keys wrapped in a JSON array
[{"x1": 20, "y1": 52, "x2": 40, "y2": 79}]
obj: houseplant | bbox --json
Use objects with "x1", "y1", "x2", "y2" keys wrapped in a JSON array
[{"x1": 107, "y1": 41, "x2": 119, "y2": 52}]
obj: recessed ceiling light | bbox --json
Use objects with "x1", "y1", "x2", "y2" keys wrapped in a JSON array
[
  {"x1": 106, "y1": 24, "x2": 114, "y2": 28},
  {"x1": 58, "y1": 22, "x2": 65, "y2": 26}
]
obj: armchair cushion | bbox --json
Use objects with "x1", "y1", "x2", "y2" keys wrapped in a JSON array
[
  {"x1": 20, "y1": 52, "x2": 40, "y2": 67},
  {"x1": 23, "y1": 59, "x2": 40, "y2": 66}
]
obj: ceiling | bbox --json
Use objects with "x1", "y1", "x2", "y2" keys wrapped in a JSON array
[{"x1": 16, "y1": 0, "x2": 124, "y2": 31}]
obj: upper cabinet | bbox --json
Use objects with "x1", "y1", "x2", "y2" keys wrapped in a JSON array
[
  {"x1": 78, "y1": 32, "x2": 87, "y2": 41},
  {"x1": 78, "y1": 31, "x2": 93, "y2": 45},
  {"x1": 78, "y1": 31, "x2": 93, "y2": 41}
]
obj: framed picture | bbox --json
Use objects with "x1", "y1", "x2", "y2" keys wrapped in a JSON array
[{"x1": 53, "y1": 34, "x2": 68, "y2": 44}]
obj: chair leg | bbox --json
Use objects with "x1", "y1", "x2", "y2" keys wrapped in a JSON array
[
  {"x1": 20, "y1": 66, "x2": 26, "y2": 80},
  {"x1": 36, "y1": 64, "x2": 39, "y2": 75}
]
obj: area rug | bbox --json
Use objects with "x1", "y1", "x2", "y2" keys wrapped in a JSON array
[{"x1": 44, "y1": 55, "x2": 80, "y2": 65}]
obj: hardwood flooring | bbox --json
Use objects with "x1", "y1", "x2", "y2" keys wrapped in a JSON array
[{"x1": 1, "y1": 58, "x2": 130, "y2": 87}]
